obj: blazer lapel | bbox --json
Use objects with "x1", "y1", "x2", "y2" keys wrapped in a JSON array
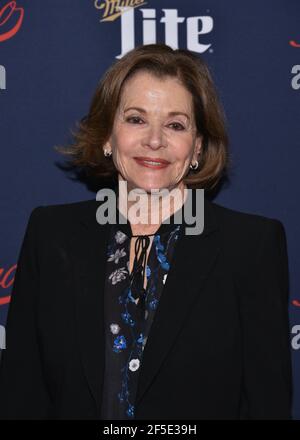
[
  {"x1": 135, "y1": 197, "x2": 221, "y2": 406},
  {"x1": 67, "y1": 202, "x2": 111, "y2": 416}
]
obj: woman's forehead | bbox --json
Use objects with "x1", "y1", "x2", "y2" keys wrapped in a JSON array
[{"x1": 119, "y1": 72, "x2": 193, "y2": 113}]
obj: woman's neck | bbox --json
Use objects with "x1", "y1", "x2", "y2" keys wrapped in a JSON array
[{"x1": 117, "y1": 179, "x2": 188, "y2": 236}]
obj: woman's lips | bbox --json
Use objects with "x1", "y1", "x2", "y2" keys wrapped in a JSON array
[{"x1": 134, "y1": 158, "x2": 170, "y2": 169}]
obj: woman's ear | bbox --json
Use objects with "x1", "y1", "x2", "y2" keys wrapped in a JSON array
[{"x1": 193, "y1": 135, "x2": 203, "y2": 161}]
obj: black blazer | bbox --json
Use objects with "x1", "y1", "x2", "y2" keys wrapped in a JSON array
[{"x1": 0, "y1": 196, "x2": 293, "y2": 419}]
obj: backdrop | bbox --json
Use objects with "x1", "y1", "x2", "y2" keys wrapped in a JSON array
[{"x1": 0, "y1": 0, "x2": 299, "y2": 419}]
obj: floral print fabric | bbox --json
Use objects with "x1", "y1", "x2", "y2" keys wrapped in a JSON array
[{"x1": 100, "y1": 219, "x2": 182, "y2": 420}]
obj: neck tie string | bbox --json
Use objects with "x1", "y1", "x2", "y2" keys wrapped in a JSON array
[{"x1": 129, "y1": 234, "x2": 152, "y2": 314}]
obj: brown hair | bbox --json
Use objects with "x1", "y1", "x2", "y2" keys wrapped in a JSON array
[{"x1": 55, "y1": 43, "x2": 231, "y2": 191}]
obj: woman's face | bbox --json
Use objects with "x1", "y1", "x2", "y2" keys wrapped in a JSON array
[{"x1": 105, "y1": 71, "x2": 202, "y2": 194}]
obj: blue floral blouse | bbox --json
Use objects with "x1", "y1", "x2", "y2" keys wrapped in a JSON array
[{"x1": 100, "y1": 208, "x2": 183, "y2": 420}]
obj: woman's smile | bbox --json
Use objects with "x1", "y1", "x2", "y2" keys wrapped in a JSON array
[{"x1": 133, "y1": 156, "x2": 170, "y2": 170}]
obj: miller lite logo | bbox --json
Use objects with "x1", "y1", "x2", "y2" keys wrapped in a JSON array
[{"x1": 93, "y1": 1, "x2": 214, "y2": 58}]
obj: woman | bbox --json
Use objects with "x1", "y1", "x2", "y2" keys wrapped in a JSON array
[{"x1": 0, "y1": 44, "x2": 292, "y2": 420}]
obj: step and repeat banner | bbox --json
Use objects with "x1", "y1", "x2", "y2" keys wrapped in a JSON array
[{"x1": 0, "y1": 0, "x2": 299, "y2": 419}]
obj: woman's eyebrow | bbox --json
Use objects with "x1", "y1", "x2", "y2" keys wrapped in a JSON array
[{"x1": 124, "y1": 106, "x2": 190, "y2": 120}]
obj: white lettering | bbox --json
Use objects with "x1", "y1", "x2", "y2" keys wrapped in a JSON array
[
  {"x1": 117, "y1": 7, "x2": 213, "y2": 59},
  {"x1": 0, "y1": 325, "x2": 6, "y2": 350},
  {"x1": 187, "y1": 16, "x2": 213, "y2": 53},
  {"x1": 291, "y1": 65, "x2": 300, "y2": 90},
  {"x1": 0, "y1": 65, "x2": 6, "y2": 90},
  {"x1": 160, "y1": 9, "x2": 185, "y2": 49},
  {"x1": 141, "y1": 8, "x2": 156, "y2": 45},
  {"x1": 291, "y1": 325, "x2": 300, "y2": 350}
]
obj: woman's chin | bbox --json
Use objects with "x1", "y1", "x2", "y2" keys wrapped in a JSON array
[
  {"x1": 132, "y1": 181, "x2": 171, "y2": 194},
  {"x1": 121, "y1": 176, "x2": 183, "y2": 194}
]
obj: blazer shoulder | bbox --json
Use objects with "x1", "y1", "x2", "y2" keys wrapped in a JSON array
[
  {"x1": 29, "y1": 198, "x2": 97, "y2": 223},
  {"x1": 207, "y1": 199, "x2": 285, "y2": 232},
  {"x1": 206, "y1": 199, "x2": 287, "y2": 261},
  {"x1": 25, "y1": 199, "x2": 99, "y2": 241},
  {"x1": 207, "y1": 200, "x2": 288, "y2": 284}
]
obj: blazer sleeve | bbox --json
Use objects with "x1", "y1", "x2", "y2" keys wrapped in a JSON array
[
  {"x1": 0, "y1": 207, "x2": 51, "y2": 419},
  {"x1": 238, "y1": 219, "x2": 293, "y2": 419}
]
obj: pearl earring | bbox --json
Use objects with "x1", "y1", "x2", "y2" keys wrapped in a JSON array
[
  {"x1": 104, "y1": 148, "x2": 112, "y2": 157},
  {"x1": 190, "y1": 160, "x2": 199, "y2": 170}
]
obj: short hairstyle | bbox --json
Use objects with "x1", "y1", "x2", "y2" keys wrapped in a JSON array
[{"x1": 56, "y1": 43, "x2": 231, "y2": 191}]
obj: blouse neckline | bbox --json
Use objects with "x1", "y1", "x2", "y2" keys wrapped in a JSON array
[{"x1": 114, "y1": 190, "x2": 188, "y2": 238}]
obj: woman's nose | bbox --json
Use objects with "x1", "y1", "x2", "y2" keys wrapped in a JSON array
[{"x1": 142, "y1": 123, "x2": 167, "y2": 150}]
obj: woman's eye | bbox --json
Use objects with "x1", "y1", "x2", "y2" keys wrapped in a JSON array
[
  {"x1": 126, "y1": 116, "x2": 143, "y2": 124},
  {"x1": 169, "y1": 122, "x2": 185, "y2": 131}
]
